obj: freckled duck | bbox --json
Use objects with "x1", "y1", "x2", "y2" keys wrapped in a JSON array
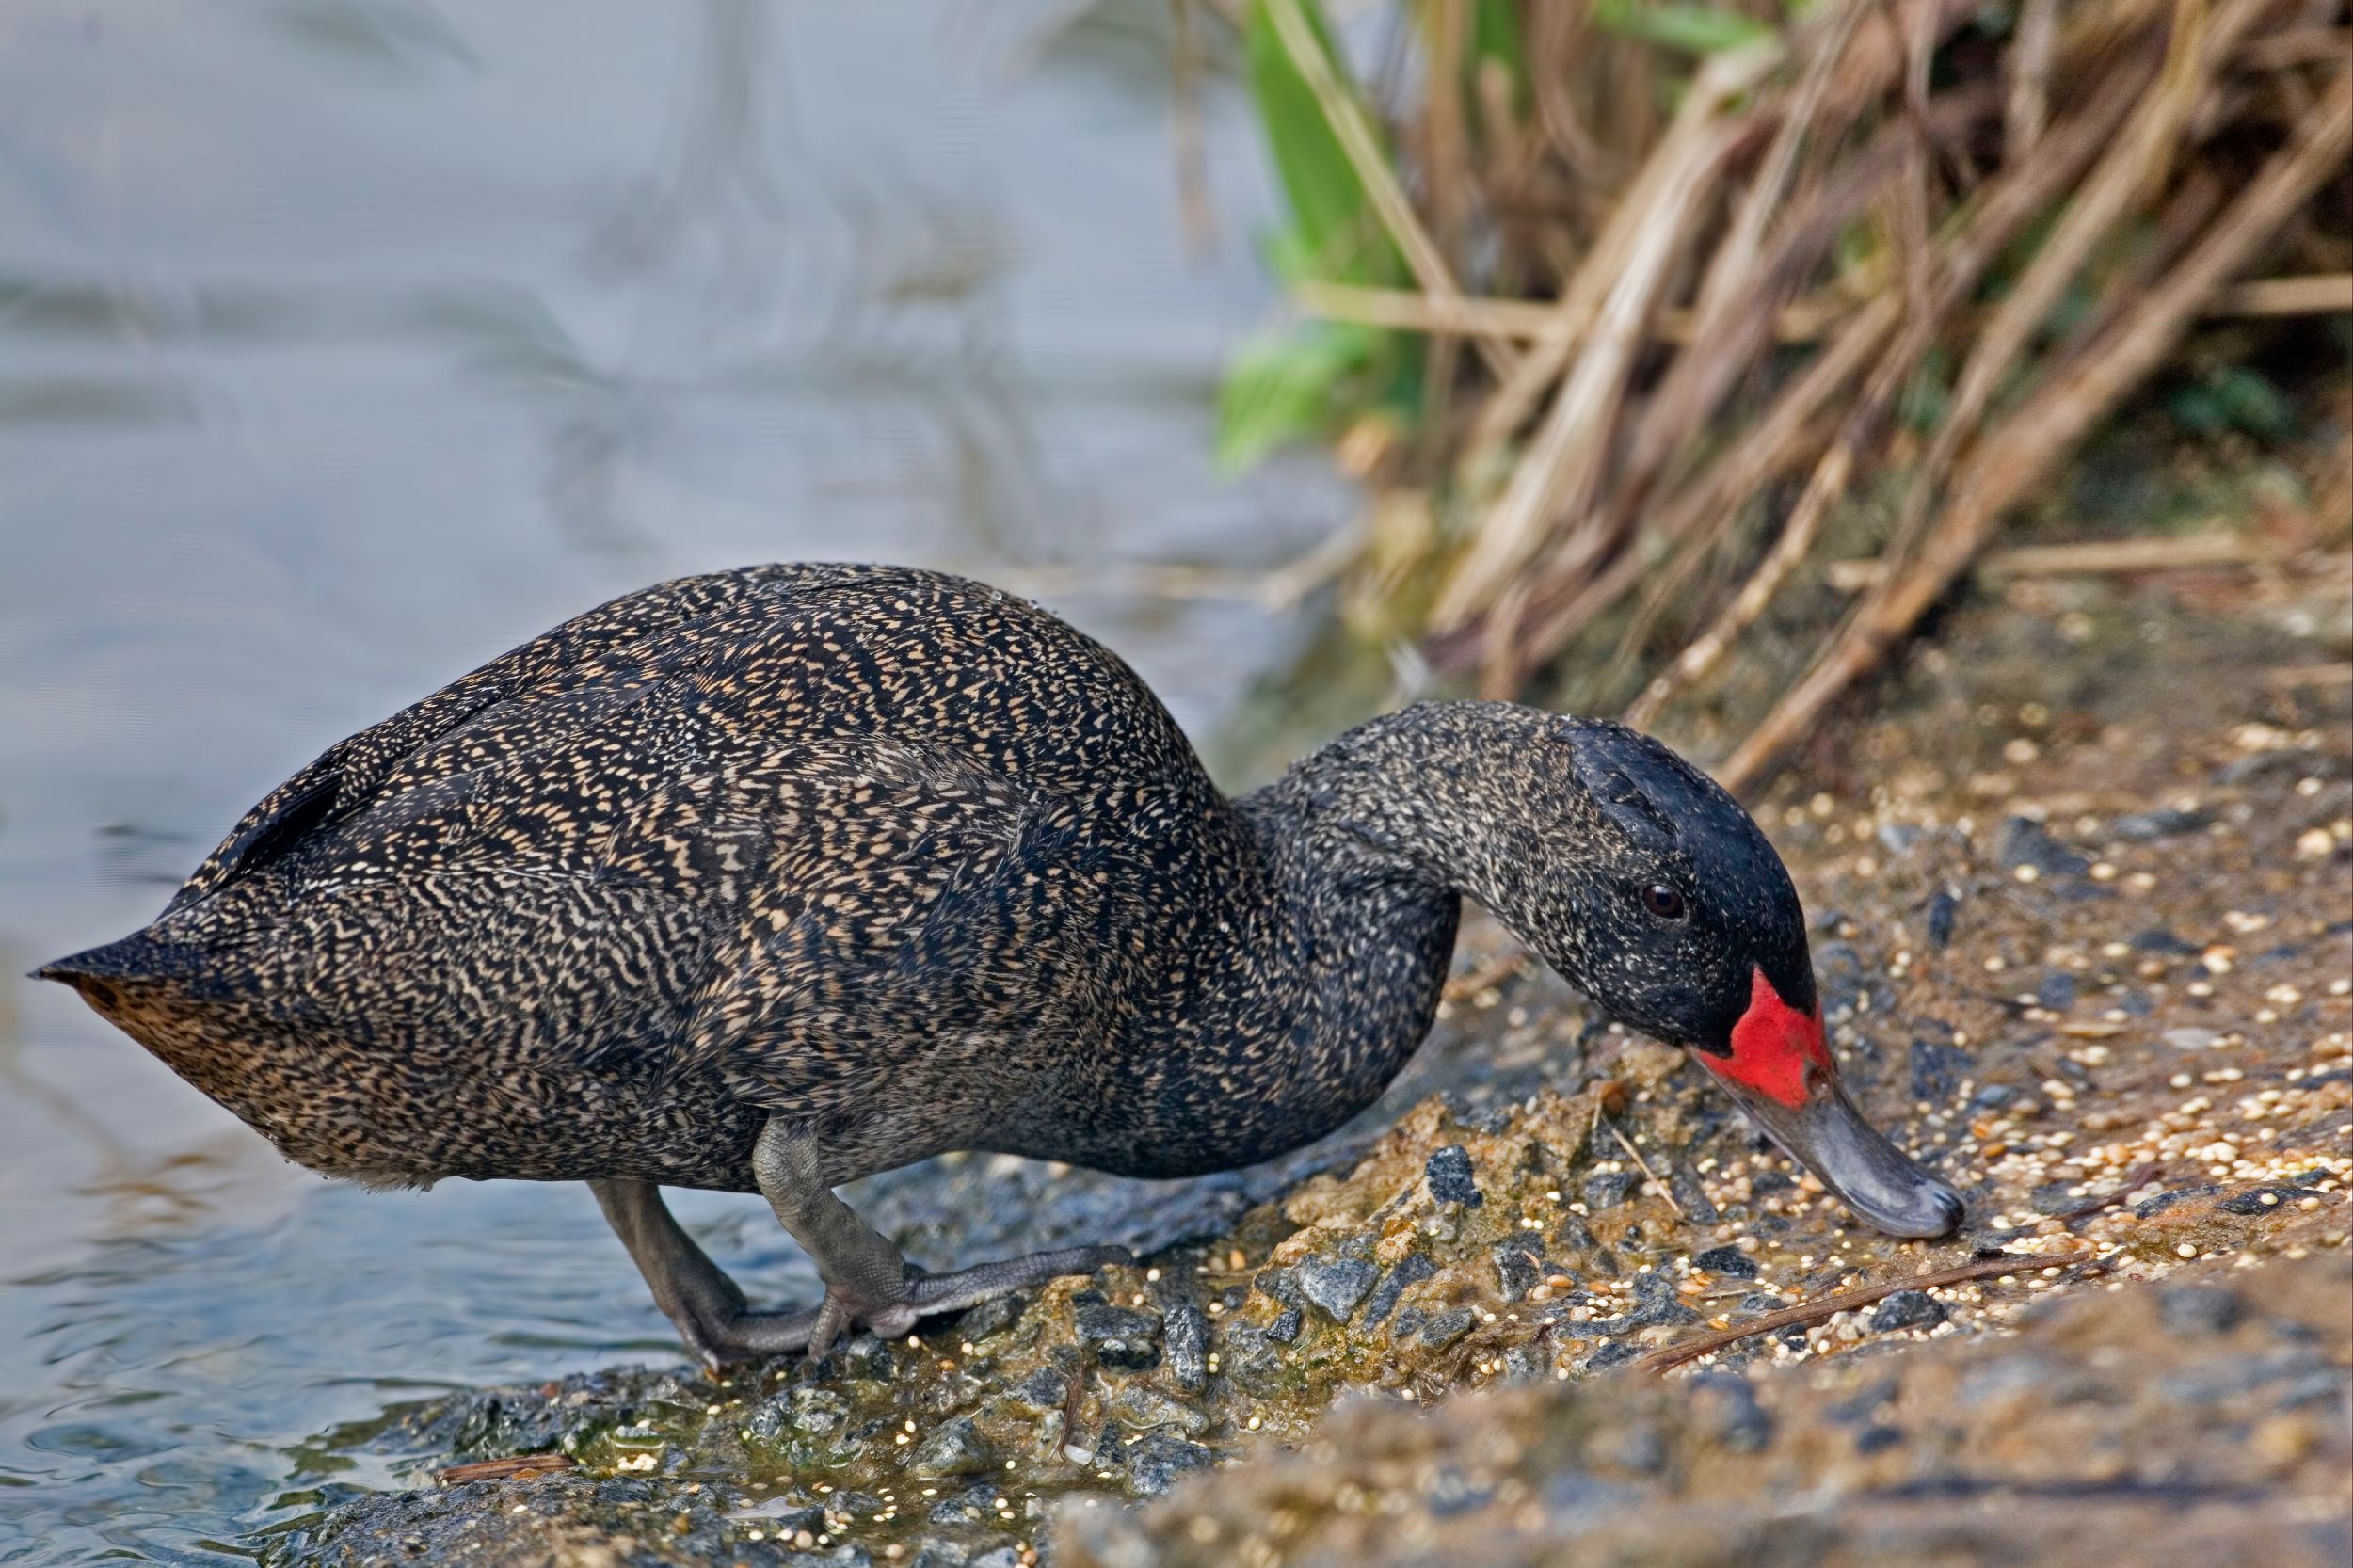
[{"x1": 40, "y1": 564, "x2": 1961, "y2": 1364}]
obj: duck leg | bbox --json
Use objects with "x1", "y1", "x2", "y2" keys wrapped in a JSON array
[
  {"x1": 750, "y1": 1120, "x2": 1131, "y2": 1358},
  {"x1": 590, "y1": 1176, "x2": 824, "y2": 1368}
]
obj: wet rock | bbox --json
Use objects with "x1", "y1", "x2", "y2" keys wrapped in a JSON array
[
  {"x1": 2159, "y1": 1284, "x2": 2246, "y2": 1336},
  {"x1": 2135, "y1": 1183, "x2": 2222, "y2": 1219},
  {"x1": 1692, "y1": 1374, "x2": 1772, "y2": 1453},
  {"x1": 1623, "y1": 1272, "x2": 1700, "y2": 1331},
  {"x1": 1668, "y1": 1167, "x2": 1719, "y2": 1224},
  {"x1": 955, "y1": 1291, "x2": 1027, "y2": 1344},
  {"x1": 1424, "y1": 1145, "x2": 1482, "y2": 1207},
  {"x1": 1297, "y1": 1256, "x2": 1379, "y2": 1322},
  {"x1": 2113, "y1": 805, "x2": 2211, "y2": 840},
  {"x1": 1420, "y1": 1307, "x2": 1477, "y2": 1349},
  {"x1": 909, "y1": 1416, "x2": 996, "y2": 1479},
  {"x1": 1691, "y1": 1245, "x2": 1758, "y2": 1279},
  {"x1": 1105, "y1": 1383, "x2": 1209, "y2": 1437},
  {"x1": 1362, "y1": 1255, "x2": 1435, "y2": 1329},
  {"x1": 1854, "y1": 1423, "x2": 1906, "y2": 1454},
  {"x1": 1125, "y1": 1432, "x2": 1213, "y2": 1497},
  {"x1": 926, "y1": 1483, "x2": 1000, "y2": 1527},
  {"x1": 1998, "y1": 815, "x2": 2090, "y2": 877},
  {"x1": 840, "y1": 1336, "x2": 895, "y2": 1381},
  {"x1": 1491, "y1": 1242, "x2": 1544, "y2": 1302},
  {"x1": 1869, "y1": 1289, "x2": 1948, "y2": 1334},
  {"x1": 1582, "y1": 1170, "x2": 1641, "y2": 1210},
  {"x1": 1074, "y1": 1303, "x2": 1161, "y2": 1371},
  {"x1": 1926, "y1": 886, "x2": 1961, "y2": 949},
  {"x1": 1007, "y1": 1366, "x2": 1068, "y2": 1415},
  {"x1": 1160, "y1": 1302, "x2": 1209, "y2": 1394}
]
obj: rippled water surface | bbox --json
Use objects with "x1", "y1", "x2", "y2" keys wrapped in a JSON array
[{"x1": 0, "y1": 4, "x2": 1346, "y2": 1558}]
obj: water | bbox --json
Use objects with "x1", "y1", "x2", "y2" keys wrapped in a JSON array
[{"x1": 0, "y1": 3, "x2": 1350, "y2": 1558}]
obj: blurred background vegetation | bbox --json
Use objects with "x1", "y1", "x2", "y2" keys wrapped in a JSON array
[{"x1": 1201, "y1": 0, "x2": 2350, "y2": 785}]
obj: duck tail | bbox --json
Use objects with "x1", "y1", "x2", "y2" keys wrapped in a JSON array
[{"x1": 32, "y1": 930, "x2": 204, "y2": 1000}]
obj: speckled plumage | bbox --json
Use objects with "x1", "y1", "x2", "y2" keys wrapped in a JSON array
[{"x1": 46, "y1": 563, "x2": 1817, "y2": 1201}]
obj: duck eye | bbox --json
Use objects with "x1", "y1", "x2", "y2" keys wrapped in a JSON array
[{"x1": 1640, "y1": 883, "x2": 1687, "y2": 921}]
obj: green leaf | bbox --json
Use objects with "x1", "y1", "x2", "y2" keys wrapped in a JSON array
[
  {"x1": 1592, "y1": 0, "x2": 1774, "y2": 55},
  {"x1": 1215, "y1": 322, "x2": 1379, "y2": 472},
  {"x1": 1241, "y1": 0, "x2": 1401, "y2": 284}
]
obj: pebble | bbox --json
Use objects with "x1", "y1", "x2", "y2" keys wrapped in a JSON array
[
  {"x1": 1073, "y1": 1303, "x2": 1161, "y2": 1371},
  {"x1": 1362, "y1": 1255, "x2": 1436, "y2": 1328},
  {"x1": 2157, "y1": 1285, "x2": 2246, "y2": 1337},
  {"x1": 1425, "y1": 1145, "x2": 1483, "y2": 1208},
  {"x1": 1419, "y1": 1307, "x2": 1477, "y2": 1349},
  {"x1": 1296, "y1": 1256, "x2": 1381, "y2": 1321},
  {"x1": 908, "y1": 1416, "x2": 996, "y2": 1480},
  {"x1": 1583, "y1": 1170, "x2": 1641, "y2": 1210},
  {"x1": 1160, "y1": 1302, "x2": 1209, "y2": 1394},
  {"x1": 1124, "y1": 1433, "x2": 1214, "y2": 1497},
  {"x1": 1868, "y1": 1290, "x2": 1948, "y2": 1334},
  {"x1": 1491, "y1": 1243, "x2": 1545, "y2": 1302},
  {"x1": 1692, "y1": 1245, "x2": 1759, "y2": 1280}
]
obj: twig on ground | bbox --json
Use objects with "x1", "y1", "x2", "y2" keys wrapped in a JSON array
[{"x1": 1637, "y1": 1249, "x2": 2101, "y2": 1372}]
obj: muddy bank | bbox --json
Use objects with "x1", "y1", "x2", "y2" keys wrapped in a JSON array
[{"x1": 257, "y1": 566, "x2": 2351, "y2": 1568}]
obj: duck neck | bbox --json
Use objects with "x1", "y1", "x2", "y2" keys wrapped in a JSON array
[{"x1": 1086, "y1": 704, "x2": 1551, "y2": 1177}]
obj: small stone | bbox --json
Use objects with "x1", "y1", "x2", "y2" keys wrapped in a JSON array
[
  {"x1": 2036, "y1": 972, "x2": 2077, "y2": 1012},
  {"x1": 908, "y1": 1416, "x2": 995, "y2": 1479},
  {"x1": 1006, "y1": 1366, "x2": 1068, "y2": 1415},
  {"x1": 955, "y1": 1291, "x2": 1027, "y2": 1343},
  {"x1": 1693, "y1": 1373, "x2": 1773, "y2": 1452},
  {"x1": 1161, "y1": 1301, "x2": 1209, "y2": 1393},
  {"x1": 1998, "y1": 816, "x2": 2089, "y2": 876},
  {"x1": 2164, "y1": 1027, "x2": 2220, "y2": 1051},
  {"x1": 2134, "y1": 1184, "x2": 2221, "y2": 1219},
  {"x1": 2133, "y1": 927, "x2": 2200, "y2": 955},
  {"x1": 1868, "y1": 1290, "x2": 1947, "y2": 1334},
  {"x1": 1419, "y1": 1307, "x2": 1477, "y2": 1349},
  {"x1": 1425, "y1": 1145, "x2": 1483, "y2": 1207},
  {"x1": 1854, "y1": 1424, "x2": 1906, "y2": 1454},
  {"x1": 1491, "y1": 1243, "x2": 1544, "y2": 1302},
  {"x1": 1583, "y1": 1170, "x2": 1641, "y2": 1210},
  {"x1": 2219, "y1": 1186, "x2": 2309, "y2": 1215},
  {"x1": 1584, "y1": 1341, "x2": 1642, "y2": 1372},
  {"x1": 924, "y1": 1483, "x2": 1000, "y2": 1527},
  {"x1": 1925, "y1": 887, "x2": 1961, "y2": 949},
  {"x1": 1362, "y1": 1255, "x2": 1436, "y2": 1328},
  {"x1": 1669, "y1": 1167, "x2": 1720, "y2": 1224},
  {"x1": 1265, "y1": 1306, "x2": 1303, "y2": 1344},
  {"x1": 1297, "y1": 1256, "x2": 1380, "y2": 1321},
  {"x1": 1126, "y1": 1432, "x2": 1215, "y2": 1496},
  {"x1": 2113, "y1": 806, "x2": 2211, "y2": 841},
  {"x1": 2158, "y1": 1285, "x2": 2246, "y2": 1336},
  {"x1": 1105, "y1": 1382, "x2": 1209, "y2": 1436},
  {"x1": 840, "y1": 1336, "x2": 895, "y2": 1381},
  {"x1": 1692, "y1": 1245, "x2": 1759, "y2": 1279},
  {"x1": 1075, "y1": 1303, "x2": 1162, "y2": 1371}
]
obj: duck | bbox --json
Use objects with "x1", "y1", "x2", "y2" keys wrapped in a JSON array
[{"x1": 39, "y1": 563, "x2": 1961, "y2": 1365}]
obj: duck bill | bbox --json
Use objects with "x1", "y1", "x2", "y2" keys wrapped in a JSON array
[{"x1": 1695, "y1": 968, "x2": 1964, "y2": 1240}]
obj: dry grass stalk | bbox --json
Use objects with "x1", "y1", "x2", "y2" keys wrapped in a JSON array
[
  {"x1": 1261, "y1": 0, "x2": 1515, "y2": 381},
  {"x1": 1718, "y1": 63, "x2": 2352, "y2": 792}
]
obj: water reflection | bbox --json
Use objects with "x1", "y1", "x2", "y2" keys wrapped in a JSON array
[{"x1": 0, "y1": 2, "x2": 1345, "y2": 1560}]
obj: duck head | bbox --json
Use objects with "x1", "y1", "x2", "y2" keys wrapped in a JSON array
[{"x1": 1439, "y1": 712, "x2": 1965, "y2": 1240}]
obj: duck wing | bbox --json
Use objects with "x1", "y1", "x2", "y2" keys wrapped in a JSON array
[{"x1": 168, "y1": 564, "x2": 874, "y2": 914}]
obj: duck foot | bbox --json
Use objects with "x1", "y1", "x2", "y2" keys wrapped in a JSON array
[
  {"x1": 795, "y1": 1243, "x2": 1135, "y2": 1356},
  {"x1": 589, "y1": 1126, "x2": 1132, "y2": 1368}
]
